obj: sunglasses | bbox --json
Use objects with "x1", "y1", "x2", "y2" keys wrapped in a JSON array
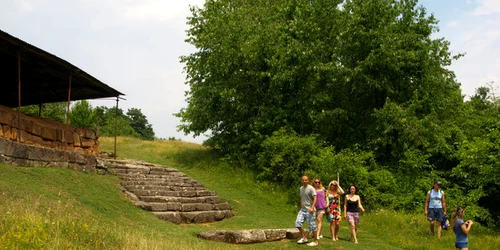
[{"x1": 314, "y1": 181, "x2": 320, "y2": 184}]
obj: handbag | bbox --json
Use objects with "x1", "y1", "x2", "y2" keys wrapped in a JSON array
[{"x1": 442, "y1": 215, "x2": 450, "y2": 230}]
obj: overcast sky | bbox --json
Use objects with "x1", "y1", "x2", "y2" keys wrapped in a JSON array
[{"x1": 1, "y1": 0, "x2": 498, "y2": 144}]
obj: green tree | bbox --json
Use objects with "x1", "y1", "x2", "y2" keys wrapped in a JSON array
[
  {"x1": 177, "y1": 0, "x2": 462, "y2": 159},
  {"x1": 126, "y1": 108, "x2": 155, "y2": 140},
  {"x1": 70, "y1": 100, "x2": 95, "y2": 128},
  {"x1": 20, "y1": 102, "x2": 67, "y2": 123}
]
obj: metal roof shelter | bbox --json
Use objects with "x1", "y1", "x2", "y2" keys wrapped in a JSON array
[
  {"x1": 0, "y1": 29, "x2": 124, "y2": 108},
  {"x1": 0, "y1": 29, "x2": 124, "y2": 157}
]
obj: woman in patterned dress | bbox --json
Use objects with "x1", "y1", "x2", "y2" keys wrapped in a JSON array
[{"x1": 325, "y1": 180, "x2": 344, "y2": 241}]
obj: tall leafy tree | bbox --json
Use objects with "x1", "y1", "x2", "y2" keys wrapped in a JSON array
[
  {"x1": 126, "y1": 108, "x2": 155, "y2": 140},
  {"x1": 177, "y1": 0, "x2": 462, "y2": 158},
  {"x1": 70, "y1": 100, "x2": 95, "y2": 128}
]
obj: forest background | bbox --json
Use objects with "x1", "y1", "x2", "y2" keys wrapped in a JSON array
[{"x1": 22, "y1": 0, "x2": 500, "y2": 230}]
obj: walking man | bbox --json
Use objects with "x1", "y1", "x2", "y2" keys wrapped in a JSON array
[{"x1": 295, "y1": 175, "x2": 319, "y2": 247}]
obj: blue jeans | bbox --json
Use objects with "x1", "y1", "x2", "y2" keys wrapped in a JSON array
[
  {"x1": 428, "y1": 208, "x2": 443, "y2": 222},
  {"x1": 455, "y1": 242, "x2": 468, "y2": 249}
]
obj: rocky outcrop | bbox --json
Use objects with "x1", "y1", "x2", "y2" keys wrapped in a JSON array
[
  {"x1": 102, "y1": 159, "x2": 233, "y2": 224},
  {"x1": 197, "y1": 228, "x2": 308, "y2": 244}
]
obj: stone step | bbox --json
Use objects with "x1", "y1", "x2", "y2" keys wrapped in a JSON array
[
  {"x1": 132, "y1": 190, "x2": 217, "y2": 197},
  {"x1": 138, "y1": 202, "x2": 231, "y2": 212},
  {"x1": 123, "y1": 185, "x2": 208, "y2": 192},
  {"x1": 149, "y1": 170, "x2": 184, "y2": 175},
  {"x1": 111, "y1": 168, "x2": 150, "y2": 175},
  {"x1": 118, "y1": 175, "x2": 191, "y2": 181},
  {"x1": 153, "y1": 210, "x2": 233, "y2": 224},
  {"x1": 138, "y1": 195, "x2": 221, "y2": 204},
  {"x1": 121, "y1": 180, "x2": 205, "y2": 187}
]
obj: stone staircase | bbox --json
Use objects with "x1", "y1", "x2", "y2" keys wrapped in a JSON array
[{"x1": 103, "y1": 159, "x2": 233, "y2": 224}]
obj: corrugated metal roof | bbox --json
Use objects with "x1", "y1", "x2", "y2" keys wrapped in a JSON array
[{"x1": 0, "y1": 29, "x2": 124, "y2": 108}]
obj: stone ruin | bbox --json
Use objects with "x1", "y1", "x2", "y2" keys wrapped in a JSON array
[{"x1": 0, "y1": 104, "x2": 99, "y2": 155}]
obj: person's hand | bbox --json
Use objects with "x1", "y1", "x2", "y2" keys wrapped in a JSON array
[
  {"x1": 309, "y1": 208, "x2": 314, "y2": 214},
  {"x1": 424, "y1": 211, "x2": 428, "y2": 217},
  {"x1": 444, "y1": 211, "x2": 447, "y2": 216},
  {"x1": 361, "y1": 208, "x2": 365, "y2": 213},
  {"x1": 466, "y1": 220, "x2": 474, "y2": 225}
]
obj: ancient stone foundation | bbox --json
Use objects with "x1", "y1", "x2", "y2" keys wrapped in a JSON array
[
  {"x1": 0, "y1": 137, "x2": 98, "y2": 172},
  {"x1": 0, "y1": 104, "x2": 99, "y2": 155}
]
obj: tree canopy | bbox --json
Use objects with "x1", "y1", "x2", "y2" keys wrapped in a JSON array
[{"x1": 178, "y1": 0, "x2": 500, "y2": 228}]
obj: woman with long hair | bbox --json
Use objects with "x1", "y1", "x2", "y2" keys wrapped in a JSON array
[
  {"x1": 451, "y1": 206, "x2": 473, "y2": 250},
  {"x1": 312, "y1": 178, "x2": 327, "y2": 240},
  {"x1": 325, "y1": 180, "x2": 344, "y2": 241},
  {"x1": 344, "y1": 184, "x2": 365, "y2": 244}
]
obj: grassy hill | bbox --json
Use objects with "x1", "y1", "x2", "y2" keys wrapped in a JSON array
[{"x1": 0, "y1": 137, "x2": 498, "y2": 249}]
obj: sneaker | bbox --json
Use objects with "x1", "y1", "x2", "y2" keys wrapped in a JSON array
[
  {"x1": 319, "y1": 235, "x2": 323, "y2": 239},
  {"x1": 307, "y1": 242, "x2": 318, "y2": 247},
  {"x1": 297, "y1": 238, "x2": 308, "y2": 244}
]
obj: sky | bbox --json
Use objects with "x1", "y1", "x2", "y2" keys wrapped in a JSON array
[{"x1": 0, "y1": 0, "x2": 498, "y2": 144}]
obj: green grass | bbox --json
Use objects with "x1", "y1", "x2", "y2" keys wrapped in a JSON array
[{"x1": 0, "y1": 136, "x2": 498, "y2": 249}]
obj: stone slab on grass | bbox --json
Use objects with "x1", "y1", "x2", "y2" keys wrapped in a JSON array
[{"x1": 197, "y1": 228, "x2": 309, "y2": 244}]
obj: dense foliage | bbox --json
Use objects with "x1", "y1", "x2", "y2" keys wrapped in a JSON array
[{"x1": 178, "y1": 0, "x2": 500, "y2": 228}]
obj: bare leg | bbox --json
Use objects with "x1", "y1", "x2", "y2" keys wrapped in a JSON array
[
  {"x1": 334, "y1": 222, "x2": 340, "y2": 240},
  {"x1": 316, "y1": 212, "x2": 324, "y2": 239},
  {"x1": 298, "y1": 227, "x2": 305, "y2": 240},
  {"x1": 350, "y1": 222, "x2": 358, "y2": 244},
  {"x1": 430, "y1": 221, "x2": 435, "y2": 235},
  {"x1": 437, "y1": 225, "x2": 442, "y2": 239},
  {"x1": 330, "y1": 221, "x2": 335, "y2": 240},
  {"x1": 313, "y1": 230, "x2": 319, "y2": 245},
  {"x1": 354, "y1": 224, "x2": 359, "y2": 244}
]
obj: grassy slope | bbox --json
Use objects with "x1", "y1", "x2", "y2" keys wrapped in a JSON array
[{"x1": 0, "y1": 136, "x2": 497, "y2": 249}]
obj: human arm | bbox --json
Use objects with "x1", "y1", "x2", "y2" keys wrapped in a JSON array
[
  {"x1": 460, "y1": 220, "x2": 474, "y2": 235},
  {"x1": 343, "y1": 195, "x2": 347, "y2": 219},
  {"x1": 310, "y1": 194, "x2": 317, "y2": 214},
  {"x1": 357, "y1": 195, "x2": 365, "y2": 212},
  {"x1": 324, "y1": 189, "x2": 328, "y2": 205},
  {"x1": 424, "y1": 191, "x2": 430, "y2": 216},
  {"x1": 338, "y1": 184, "x2": 345, "y2": 195}
]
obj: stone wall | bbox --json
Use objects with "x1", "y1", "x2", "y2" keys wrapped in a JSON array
[
  {"x1": 0, "y1": 104, "x2": 99, "y2": 155},
  {"x1": 0, "y1": 137, "x2": 98, "y2": 172}
]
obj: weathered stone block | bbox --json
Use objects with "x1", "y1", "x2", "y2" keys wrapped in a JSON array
[
  {"x1": 19, "y1": 130, "x2": 30, "y2": 144},
  {"x1": 80, "y1": 138, "x2": 95, "y2": 148},
  {"x1": 20, "y1": 120, "x2": 33, "y2": 134},
  {"x1": 197, "y1": 230, "x2": 228, "y2": 242},
  {"x1": 265, "y1": 229, "x2": 287, "y2": 241},
  {"x1": 40, "y1": 126, "x2": 57, "y2": 141},
  {"x1": 0, "y1": 108, "x2": 15, "y2": 125},
  {"x1": 31, "y1": 122, "x2": 42, "y2": 137},
  {"x1": 56, "y1": 129, "x2": 66, "y2": 143},
  {"x1": 226, "y1": 230, "x2": 267, "y2": 244},
  {"x1": 286, "y1": 228, "x2": 307, "y2": 239}
]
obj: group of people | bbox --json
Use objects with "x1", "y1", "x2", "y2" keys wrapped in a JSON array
[
  {"x1": 295, "y1": 176, "x2": 474, "y2": 249},
  {"x1": 295, "y1": 175, "x2": 364, "y2": 247}
]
